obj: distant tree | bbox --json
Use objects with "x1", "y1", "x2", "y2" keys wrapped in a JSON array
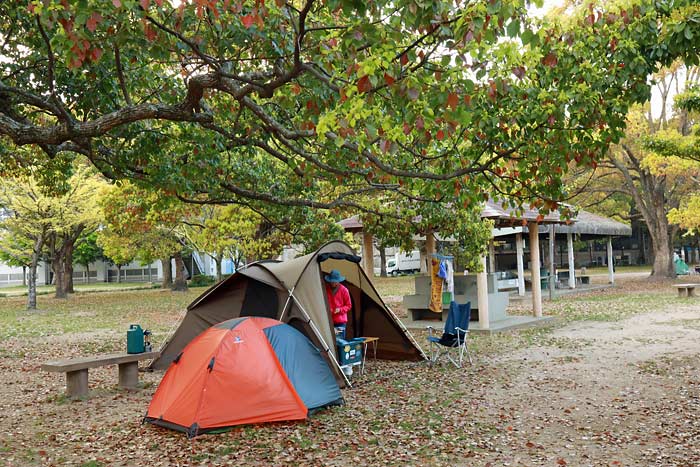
[
  {"x1": 97, "y1": 229, "x2": 137, "y2": 283},
  {"x1": 0, "y1": 175, "x2": 58, "y2": 309},
  {"x1": 0, "y1": 235, "x2": 32, "y2": 286},
  {"x1": 73, "y1": 231, "x2": 102, "y2": 284},
  {"x1": 568, "y1": 65, "x2": 700, "y2": 278},
  {"x1": 98, "y1": 182, "x2": 192, "y2": 290}
]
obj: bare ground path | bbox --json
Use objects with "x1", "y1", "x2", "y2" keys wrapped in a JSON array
[
  {"x1": 1, "y1": 283, "x2": 699, "y2": 466},
  {"x1": 478, "y1": 302, "x2": 700, "y2": 466}
]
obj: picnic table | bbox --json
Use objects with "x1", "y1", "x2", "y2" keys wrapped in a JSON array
[{"x1": 42, "y1": 351, "x2": 159, "y2": 399}]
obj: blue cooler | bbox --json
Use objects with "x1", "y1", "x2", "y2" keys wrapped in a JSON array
[{"x1": 336, "y1": 337, "x2": 364, "y2": 365}]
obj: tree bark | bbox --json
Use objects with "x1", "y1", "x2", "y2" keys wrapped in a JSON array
[
  {"x1": 215, "y1": 255, "x2": 222, "y2": 282},
  {"x1": 53, "y1": 258, "x2": 67, "y2": 299},
  {"x1": 116, "y1": 265, "x2": 122, "y2": 283},
  {"x1": 379, "y1": 246, "x2": 387, "y2": 277},
  {"x1": 161, "y1": 257, "x2": 172, "y2": 288},
  {"x1": 26, "y1": 236, "x2": 43, "y2": 310},
  {"x1": 64, "y1": 241, "x2": 75, "y2": 293},
  {"x1": 172, "y1": 251, "x2": 188, "y2": 291}
]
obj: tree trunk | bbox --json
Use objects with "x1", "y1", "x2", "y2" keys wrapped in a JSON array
[
  {"x1": 86, "y1": 264, "x2": 90, "y2": 284},
  {"x1": 172, "y1": 251, "x2": 188, "y2": 292},
  {"x1": 116, "y1": 265, "x2": 122, "y2": 283},
  {"x1": 27, "y1": 241, "x2": 42, "y2": 310},
  {"x1": 53, "y1": 258, "x2": 67, "y2": 299},
  {"x1": 215, "y1": 256, "x2": 222, "y2": 282},
  {"x1": 22, "y1": 265, "x2": 26, "y2": 287},
  {"x1": 64, "y1": 241, "x2": 75, "y2": 293},
  {"x1": 161, "y1": 257, "x2": 172, "y2": 288},
  {"x1": 647, "y1": 221, "x2": 675, "y2": 279},
  {"x1": 379, "y1": 246, "x2": 387, "y2": 277}
]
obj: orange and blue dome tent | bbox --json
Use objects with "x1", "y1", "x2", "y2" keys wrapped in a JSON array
[{"x1": 145, "y1": 317, "x2": 343, "y2": 437}]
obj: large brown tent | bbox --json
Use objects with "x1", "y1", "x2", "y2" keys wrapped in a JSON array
[{"x1": 150, "y1": 241, "x2": 426, "y2": 386}]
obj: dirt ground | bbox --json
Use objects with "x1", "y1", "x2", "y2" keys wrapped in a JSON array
[
  {"x1": 482, "y1": 299, "x2": 700, "y2": 466},
  {"x1": 1, "y1": 278, "x2": 700, "y2": 466}
]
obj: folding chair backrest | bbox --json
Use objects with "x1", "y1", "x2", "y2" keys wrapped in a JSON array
[{"x1": 444, "y1": 301, "x2": 470, "y2": 333}]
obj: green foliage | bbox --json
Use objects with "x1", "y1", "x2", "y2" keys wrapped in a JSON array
[
  {"x1": 189, "y1": 274, "x2": 216, "y2": 287},
  {"x1": 73, "y1": 231, "x2": 102, "y2": 268},
  {"x1": 97, "y1": 182, "x2": 185, "y2": 267},
  {"x1": 2, "y1": 0, "x2": 699, "y2": 233}
]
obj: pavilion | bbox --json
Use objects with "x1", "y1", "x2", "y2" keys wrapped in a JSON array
[{"x1": 339, "y1": 201, "x2": 631, "y2": 333}]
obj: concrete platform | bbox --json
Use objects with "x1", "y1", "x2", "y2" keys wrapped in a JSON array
[{"x1": 401, "y1": 314, "x2": 557, "y2": 335}]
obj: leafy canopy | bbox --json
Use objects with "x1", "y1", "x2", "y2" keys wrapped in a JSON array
[{"x1": 2, "y1": 0, "x2": 698, "y2": 226}]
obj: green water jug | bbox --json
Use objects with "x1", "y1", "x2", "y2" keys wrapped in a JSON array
[{"x1": 127, "y1": 324, "x2": 145, "y2": 354}]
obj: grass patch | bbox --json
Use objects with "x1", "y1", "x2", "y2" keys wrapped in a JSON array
[{"x1": 0, "y1": 288, "x2": 198, "y2": 341}]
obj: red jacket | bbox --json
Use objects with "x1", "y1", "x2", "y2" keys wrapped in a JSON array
[{"x1": 326, "y1": 283, "x2": 351, "y2": 325}]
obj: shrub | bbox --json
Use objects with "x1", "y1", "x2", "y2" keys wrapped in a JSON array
[{"x1": 189, "y1": 274, "x2": 216, "y2": 287}]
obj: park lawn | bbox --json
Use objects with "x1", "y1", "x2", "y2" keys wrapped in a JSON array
[
  {"x1": 0, "y1": 281, "x2": 162, "y2": 298},
  {"x1": 0, "y1": 276, "x2": 698, "y2": 466}
]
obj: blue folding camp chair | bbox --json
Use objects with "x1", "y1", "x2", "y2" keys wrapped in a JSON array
[{"x1": 426, "y1": 301, "x2": 473, "y2": 367}]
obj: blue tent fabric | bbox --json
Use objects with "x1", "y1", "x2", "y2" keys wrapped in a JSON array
[{"x1": 264, "y1": 324, "x2": 343, "y2": 411}]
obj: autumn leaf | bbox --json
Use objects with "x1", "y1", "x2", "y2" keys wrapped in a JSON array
[
  {"x1": 241, "y1": 14, "x2": 256, "y2": 29},
  {"x1": 140, "y1": 0, "x2": 150, "y2": 10},
  {"x1": 86, "y1": 12, "x2": 103, "y2": 33},
  {"x1": 447, "y1": 92, "x2": 459, "y2": 111},
  {"x1": 542, "y1": 52, "x2": 558, "y2": 67},
  {"x1": 357, "y1": 75, "x2": 372, "y2": 93},
  {"x1": 383, "y1": 73, "x2": 395, "y2": 86}
]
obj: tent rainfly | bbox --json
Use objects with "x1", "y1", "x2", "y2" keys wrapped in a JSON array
[
  {"x1": 150, "y1": 241, "x2": 426, "y2": 386},
  {"x1": 145, "y1": 317, "x2": 344, "y2": 437}
]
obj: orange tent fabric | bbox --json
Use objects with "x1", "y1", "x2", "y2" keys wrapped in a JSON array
[{"x1": 146, "y1": 317, "x2": 307, "y2": 436}]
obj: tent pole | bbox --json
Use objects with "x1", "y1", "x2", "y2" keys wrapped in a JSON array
[
  {"x1": 289, "y1": 293, "x2": 352, "y2": 387},
  {"x1": 278, "y1": 285, "x2": 296, "y2": 322}
]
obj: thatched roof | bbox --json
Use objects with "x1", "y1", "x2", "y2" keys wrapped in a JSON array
[
  {"x1": 340, "y1": 202, "x2": 632, "y2": 239},
  {"x1": 542, "y1": 210, "x2": 632, "y2": 237}
]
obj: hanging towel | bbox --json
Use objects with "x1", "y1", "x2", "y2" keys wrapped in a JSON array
[
  {"x1": 445, "y1": 259, "x2": 454, "y2": 295},
  {"x1": 429, "y1": 258, "x2": 443, "y2": 313}
]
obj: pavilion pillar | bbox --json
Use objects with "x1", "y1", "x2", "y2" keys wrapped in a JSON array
[
  {"x1": 488, "y1": 239, "x2": 496, "y2": 273},
  {"x1": 362, "y1": 231, "x2": 374, "y2": 275},
  {"x1": 607, "y1": 236, "x2": 615, "y2": 285},
  {"x1": 567, "y1": 233, "x2": 576, "y2": 289},
  {"x1": 476, "y1": 254, "x2": 489, "y2": 330},
  {"x1": 516, "y1": 233, "x2": 525, "y2": 296},
  {"x1": 548, "y1": 227, "x2": 555, "y2": 300},
  {"x1": 529, "y1": 222, "x2": 542, "y2": 317}
]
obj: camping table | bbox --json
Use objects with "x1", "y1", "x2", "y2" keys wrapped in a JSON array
[{"x1": 359, "y1": 337, "x2": 379, "y2": 375}]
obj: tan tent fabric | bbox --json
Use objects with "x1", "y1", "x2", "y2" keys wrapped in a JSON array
[{"x1": 150, "y1": 240, "x2": 426, "y2": 386}]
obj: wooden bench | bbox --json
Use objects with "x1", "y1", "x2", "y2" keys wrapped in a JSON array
[
  {"x1": 42, "y1": 351, "x2": 159, "y2": 399},
  {"x1": 675, "y1": 284, "x2": 698, "y2": 298}
]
